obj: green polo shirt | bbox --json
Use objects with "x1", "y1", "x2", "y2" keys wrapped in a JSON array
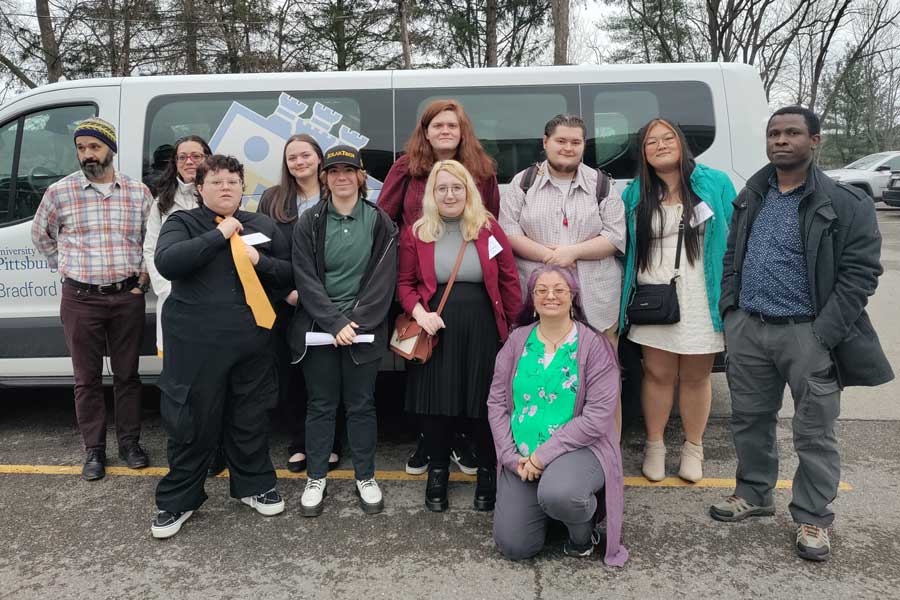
[{"x1": 324, "y1": 197, "x2": 375, "y2": 315}]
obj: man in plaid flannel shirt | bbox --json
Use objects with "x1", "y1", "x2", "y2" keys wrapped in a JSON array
[{"x1": 32, "y1": 117, "x2": 153, "y2": 481}]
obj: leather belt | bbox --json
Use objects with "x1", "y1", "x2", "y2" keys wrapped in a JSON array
[
  {"x1": 63, "y1": 276, "x2": 138, "y2": 295},
  {"x1": 748, "y1": 312, "x2": 814, "y2": 324}
]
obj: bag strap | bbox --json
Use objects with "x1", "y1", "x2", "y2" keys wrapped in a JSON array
[
  {"x1": 519, "y1": 163, "x2": 541, "y2": 195},
  {"x1": 595, "y1": 169, "x2": 610, "y2": 205},
  {"x1": 434, "y1": 239, "x2": 469, "y2": 316},
  {"x1": 673, "y1": 216, "x2": 685, "y2": 277}
]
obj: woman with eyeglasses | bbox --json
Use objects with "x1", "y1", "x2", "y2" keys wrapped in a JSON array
[
  {"x1": 397, "y1": 159, "x2": 521, "y2": 512},
  {"x1": 618, "y1": 118, "x2": 736, "y2": 483},
  {"x1": 144, "y1": 135, "x2": 211, "y2": 356},
  {"x1": 488, "y1": 265, "x2": 627, "y2": 566}
]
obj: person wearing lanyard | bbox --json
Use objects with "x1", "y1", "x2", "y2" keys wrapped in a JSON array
[
  {"x1": 258, "y1": 134, "x2": 344, "y2": 474},
  {"x1": 32, "y1": 117, "x2": 153, "y2": 481},
  {"x1": 290, "y1": 145, "x2": 398, "y2": 517},
  {"x1": 150, "y1": 154, "x2": 292, "y2": 539},
  {"x1": 500, "y1": 114, "x2": 626, "y2": 424}
]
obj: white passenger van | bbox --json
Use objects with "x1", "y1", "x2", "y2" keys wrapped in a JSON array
[{"x1": 0, "y1": 63, "x2": 769, "y2": 385}]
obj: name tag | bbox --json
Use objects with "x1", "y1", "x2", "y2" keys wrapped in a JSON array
[
  {"x1": 487, "y1": 235, "x2": 503, "y2": 259},
  {"x1": 241, "y1": 232, "x2": 271, "y2": 246},
  {"x1": 690, "y1": 202, "x2": 714, "y2": 228}
]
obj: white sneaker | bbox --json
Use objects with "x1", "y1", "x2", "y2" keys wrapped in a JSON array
[
  {"x1": 240, "y1": 489, "x2": 285, "y2": 516},
  {"x1": 642, "y1": 439, "x2": 666, "y2": 481},
  {"x1": 356, "y1": 478, "x2": 384, "y2": 514},
  {"x1": 150, "y1": 510, "x2": 193, "y2": 539},
  {"x1": 301, "y1": 478, "x2": 327, "y2": 517}
]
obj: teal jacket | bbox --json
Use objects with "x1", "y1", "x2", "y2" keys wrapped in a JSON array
[{"x1": 617, "y1": 163, "x2": 737, "y2": 334}]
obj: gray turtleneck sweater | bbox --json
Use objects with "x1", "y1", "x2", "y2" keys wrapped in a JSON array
[{"x1": 435, "y1": 217, "x2": 483, "y2": 284}]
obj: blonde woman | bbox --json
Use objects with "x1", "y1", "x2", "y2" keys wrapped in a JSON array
[{"x1": 397, "y1": 160, "x2": 522, "y2": 512}]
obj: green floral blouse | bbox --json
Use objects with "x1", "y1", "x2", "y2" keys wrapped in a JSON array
[{"x1": 510, "y1": 326, "x2": 579, "y2": 457}]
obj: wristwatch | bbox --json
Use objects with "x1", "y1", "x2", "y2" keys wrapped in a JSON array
[{"x1": 137, "y1": 281, "x2": 150, "y2": 293}]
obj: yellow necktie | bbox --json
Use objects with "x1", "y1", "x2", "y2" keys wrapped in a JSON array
[{"x1": 216, "y1": 217, "x2": 276, "y2": 329}]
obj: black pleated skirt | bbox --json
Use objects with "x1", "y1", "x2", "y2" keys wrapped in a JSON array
[{"x1": 404, "y1": 282, "x2": 501, "y2": 418}]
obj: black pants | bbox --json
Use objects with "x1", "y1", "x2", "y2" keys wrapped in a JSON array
[
  {"x1": 156, "y1": 322, "x2": 278, "y2": 513},
  {"x1": 420, "y1": 415, "x2": 496, "y2": 470},
  {"x1": 272, "y1": 311, "x2": 344, "y2": 457},
  {"x1": 301, "y1": 345, "x2": 379, "y2": 480}
]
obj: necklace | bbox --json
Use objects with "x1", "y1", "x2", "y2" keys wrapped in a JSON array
[{"x1": 538, "y1": 321, "x2": 572, "y2": 351}]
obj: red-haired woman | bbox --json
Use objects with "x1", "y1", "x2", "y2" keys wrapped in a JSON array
[{"x1": 379, "y1": 99, "x2": 501, "y2": 474}]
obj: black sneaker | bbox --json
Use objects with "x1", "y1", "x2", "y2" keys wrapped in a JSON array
[
  {"x1": 450, "y1": 434, "x2": 478, "y2": 475},
  {"x1": 473, "y1": 467, "x2": 496, "y2": 511},
  {"x1": 405, "y1": 433, "x2": 429, "y2": 475},
  {"x1": 240, "y1": 489, "x2": 285, "y2": 516},
  {"x1": 118, "y1": 442, "x2": 149, "y2": 469},
  {"x1": 82, "y1": 448, "x2": 106, "y2": 481},
  {"x1": 425, "y1": 467, "x2": 450, "y2": 512},
  {"x1": 151, "y1": 510, "x2": 193, "y2": 539},
  {"x1": 563, "y1": 537, "x2": 595, "y2": 558}
]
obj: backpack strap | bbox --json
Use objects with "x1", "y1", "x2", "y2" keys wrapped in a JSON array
[
  {"x1": 595, "y1": 169, "x2": 611, "y2": 205},
  {"x1": 519, "y1": 162, "x2": 541, "y2": 195}
]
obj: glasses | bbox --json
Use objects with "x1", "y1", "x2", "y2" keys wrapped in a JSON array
[
  {"x1": 204, "y1": 178, "x2": 243, "y2": 189},
  {"x1": 435, "y1": 184, "x2": 466, "y2": 197},
  {"x1": 533, "y1": 287, "x2": 571, "y2": 298},
  {"x1": 176, "y1": 153, "x2": 207, "y2": 164},
  {"x1": 644, "y1": 134, "x2": 678, "y2": 149}
]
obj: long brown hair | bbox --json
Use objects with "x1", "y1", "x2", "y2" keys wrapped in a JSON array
[
  {"x1": 156, "y1": 135, "x2": 211, "y2": 215},
  {"x1": 634, "y1": 119, "x2": 701, "y2": 273},
  {"x1": 404, "y1": 99, "x2": 495, "y2": 182},
  {"x1": 265, "y1": 134, "x2": 324, "y2": 224}
]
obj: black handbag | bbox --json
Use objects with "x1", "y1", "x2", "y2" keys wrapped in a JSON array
[{"x1": 626, "y1": 217, "x2": 684, "y2": 326}]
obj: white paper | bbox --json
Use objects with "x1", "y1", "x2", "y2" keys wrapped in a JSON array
[
  {"x1": 305, "y1": 332, "x2": 375, "y2": 346},
  {"x1": 240, "y1": 232, "x2": 271, "y2": 246},
  {"x1": 487, "y1": 235, "x2": 503, "y2": 259},
  {"x1": 690, "y1": 202, "x2": 714, "y2": 228}
]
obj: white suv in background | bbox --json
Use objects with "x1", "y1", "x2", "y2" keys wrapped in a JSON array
[{"x1": 823, "y1": 151, "x2": 900, "y2": 201}]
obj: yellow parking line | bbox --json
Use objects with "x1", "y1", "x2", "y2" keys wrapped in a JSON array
[{"x1": 0, "y1": 464, "x2": 852, "y2": 490}]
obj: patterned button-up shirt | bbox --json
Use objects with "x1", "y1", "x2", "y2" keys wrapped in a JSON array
[
  {"x1": 500, "y1": 162, "x2": 626, "y2": 331},
  {"x1": 32, "y1": 170, "x2": 153, "y2": 285},
  {"x1": 739, "y1": 173, "x2": 815, "y2": 317}
]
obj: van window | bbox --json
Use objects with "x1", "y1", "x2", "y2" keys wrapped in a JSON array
[
  {"x1": 0, "y1": 104, "x2": 96, "y2": 227},
  {"x1": 394, "y1": 86, "x2": 579, "y2": 183},
  {"x1": 581, "y1": 82, "x2": 716, "y2": 178},
  {"x1": 144, "y1": 90, "x2": 393, "y2": 206}
]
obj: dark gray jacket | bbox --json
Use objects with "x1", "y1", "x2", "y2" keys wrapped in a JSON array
[
  {"x1": 289, "y1": 197, "x2": 398, "y2": 365},
  {"x1": 721, "y1": 163, "x2": 893, "y2": 388}
]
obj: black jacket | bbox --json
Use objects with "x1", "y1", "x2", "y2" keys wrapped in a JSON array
[
  {"x1": 721, "y1": 163, "x2": 893, "y2": 388},
  {"x1": 289, "y1": 197, "x2": 398, "y2": 365}
]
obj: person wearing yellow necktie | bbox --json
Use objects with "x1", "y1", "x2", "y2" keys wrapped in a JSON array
[{"x1": 149, "y1": 154, "x2": 293, "y2": 540}]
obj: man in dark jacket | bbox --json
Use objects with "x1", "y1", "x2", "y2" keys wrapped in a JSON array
[{"x1": 710, "y1": 106, "x2": 893, "y2": 562}]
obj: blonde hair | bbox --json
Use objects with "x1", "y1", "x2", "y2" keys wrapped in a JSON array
[{"x1": 413, "y1": 160, "x2": 492, "y2": 243}]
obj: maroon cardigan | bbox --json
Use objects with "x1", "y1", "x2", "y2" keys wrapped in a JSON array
[
  {"x1": 397, "y1": 219, "x2": 522, "y2": 342},
  {"x1": 378, "y1": 154, "x2": 501, "y2": 226}
]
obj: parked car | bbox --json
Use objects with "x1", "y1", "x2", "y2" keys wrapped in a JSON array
[
  {"x1": 883, "y1": 170, "x2": 900, "y2": 207},
  {"x1": 824, "y1": 151, "x2": 900, "y2": 201}
]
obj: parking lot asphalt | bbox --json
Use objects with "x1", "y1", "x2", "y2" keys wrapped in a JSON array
[{"x1": 2, "y1": 208, "x2": 900, "y2": 600}]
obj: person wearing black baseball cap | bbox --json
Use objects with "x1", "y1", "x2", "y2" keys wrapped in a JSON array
[{"x1": 290, "y1": 144, "x2": 398, "y2": 517}]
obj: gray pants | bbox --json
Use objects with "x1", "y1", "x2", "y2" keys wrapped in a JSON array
[
  {"x1": 725, "y1": 309, "x2": 842, "y2": 527},
  {"x1": 493, "y1": 447, "x2": 605, "y2": 560}
]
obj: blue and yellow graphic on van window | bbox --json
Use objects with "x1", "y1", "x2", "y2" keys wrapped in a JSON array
[{"x1": 209, "y1": 93, "x2": 383, "y2": 210}]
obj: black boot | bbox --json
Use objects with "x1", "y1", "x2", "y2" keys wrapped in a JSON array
[
  {"x1": 474, "y1": 467, "x2": 496, "y2": 512},
  {"x1": 425, "y1": 467, "x2": 449, "y2": 512}
]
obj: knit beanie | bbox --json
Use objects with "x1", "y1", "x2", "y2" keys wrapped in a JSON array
[{"x1": 73, "y1": 117, "x2": 118, "y2": 153}]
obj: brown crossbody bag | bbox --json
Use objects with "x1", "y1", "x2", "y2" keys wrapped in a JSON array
[{"x1": 389, "y1": 239, "x2": 468, "y2": 364}]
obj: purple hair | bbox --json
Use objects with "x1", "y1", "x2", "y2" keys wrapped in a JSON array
[{"x1": 514, "y1": 265, "x2": 591, "y2": 327}]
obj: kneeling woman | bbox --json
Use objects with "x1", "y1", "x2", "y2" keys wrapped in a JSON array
[
  {"x1": 488, "y1": 266, "x2": 628, "y2": 566},
  {"x1": 398, "y1": 159, "x2": 521, "y2": 511},
  {"x1": 290, "y1": 145, "x2": 398, "y2": 516},
  {"x1": 151, "y1": 155, "x2": 292, "y2": 539}
]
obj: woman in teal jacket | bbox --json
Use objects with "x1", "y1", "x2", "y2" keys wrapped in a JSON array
[{"x1": 618, "y1": 119, "x2": 736, "y2": 484}]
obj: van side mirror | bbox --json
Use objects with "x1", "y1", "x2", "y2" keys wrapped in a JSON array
[{"x1": 876, "y1": 165, "x2": 891, "y2": 171}]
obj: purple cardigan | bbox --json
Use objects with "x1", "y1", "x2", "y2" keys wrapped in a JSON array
[{"x1": 487, "y1": 321, "x2": 629, "y2": 567}]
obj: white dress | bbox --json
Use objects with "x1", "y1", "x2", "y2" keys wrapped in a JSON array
[{"x1": 627, "y1": 204, "x2": 724, "y2": 354}]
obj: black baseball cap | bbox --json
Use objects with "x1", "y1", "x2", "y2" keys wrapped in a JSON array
[{"x1": 323, "y1": 144, "x2": 363, "y2": 170}]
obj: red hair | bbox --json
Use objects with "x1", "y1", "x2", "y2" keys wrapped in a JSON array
[{"x1": 404, "y1": 99, "x2": 496, "y2": 182}]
